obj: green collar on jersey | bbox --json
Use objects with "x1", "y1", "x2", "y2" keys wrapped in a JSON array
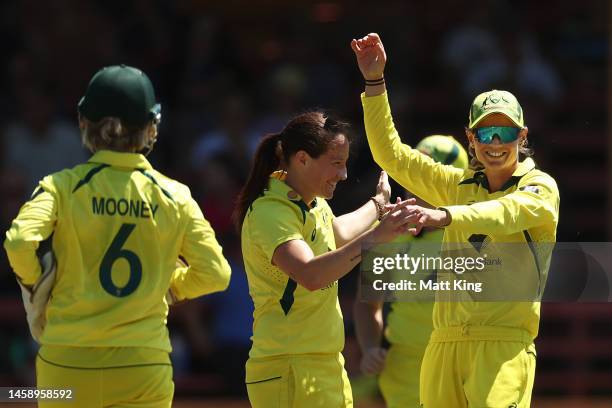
[
  {"x1": 88, "y1": 150, "x2": 153, "y2": 170},
  {"x1": 459, "y1": 158, "x2": 536, "y2": 192}
]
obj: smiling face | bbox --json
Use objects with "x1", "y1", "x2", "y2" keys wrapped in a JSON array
[
  {"x1": 304, "y1": 134, "x2": 349, "y2": 200},
  {"x1": 466, "y1": 113, "x2": 528, "y2": 174}
]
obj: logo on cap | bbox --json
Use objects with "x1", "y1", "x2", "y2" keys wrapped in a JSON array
[
  {"x1": 481, "y1": 92, "x2": 511, "y2": 108},
  {"x1": 468, "y1": 89, "x2": 524, "y2": 129}
]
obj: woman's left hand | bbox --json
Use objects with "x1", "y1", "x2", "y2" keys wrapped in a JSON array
[
  {"x1": 383, "y1": 203, "x2": 451, "y2": 235},
  {"x1": 374, "y1": 171, "x2": 391, "y2": 205}
]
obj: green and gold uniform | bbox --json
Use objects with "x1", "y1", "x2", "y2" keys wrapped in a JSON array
[
  {"x1": 241, "y1": 175, "x2": 352, "y2": 408},
  {"x1": 4, "y1": 150, "x2": 231, "y2": 408},
  {"x1": 379, "y1": 229, "x2": 442, "y2": 408},
  {"x1": 362, "y1": 92, "x2": 559, "y2": 408}
]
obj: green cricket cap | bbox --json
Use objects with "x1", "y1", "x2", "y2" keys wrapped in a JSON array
[
  {"x1": 78, "y1": 65, "x2": 161, "y2": 127},
  {"x1": 416, "y1": 135, "x2": 468, "y2": 170},
  {"x1": 468, "y1": 89, "x2": 524, "y2": 129}
]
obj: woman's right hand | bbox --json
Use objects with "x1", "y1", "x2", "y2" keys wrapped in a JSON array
[
  {"x1": 371, "y1": 197, "x2": 418, "y2": 243},
  {"x1": 350, "y1": 33, "x2": 387, "y2": 80}
]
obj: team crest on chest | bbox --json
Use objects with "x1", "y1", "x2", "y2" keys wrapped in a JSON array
[{"x1": 519, "y1": 185, "x2": 540, "y2": 194}]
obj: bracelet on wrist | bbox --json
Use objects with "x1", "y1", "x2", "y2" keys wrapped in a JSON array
[
  {"x1": 370, "y1": 196, "x2": 386, "y2": 221},
  {"x1": 365, "y1": 77, "x2": 385, "y2": 86},
  {"x1": 437, "y1": 207, "x2": 452, "y2": 226}
]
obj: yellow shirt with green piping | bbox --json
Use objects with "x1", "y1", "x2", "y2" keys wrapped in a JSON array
[
  {"x1": 241, "y1": 176, "x2": 343, "y2": 358},
  {"x1": 362, "y1": 92, "x2": 559, "y2": 339},
  {"x1": 4, "y1": 150, "x2": 231, "y2": 367}
]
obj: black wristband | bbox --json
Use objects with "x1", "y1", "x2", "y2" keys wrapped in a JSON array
[{"x1": 365, "y1": 77, "x2": 385, "y2": 86}]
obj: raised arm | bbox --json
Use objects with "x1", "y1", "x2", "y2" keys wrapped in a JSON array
[
  {"x1": 350, "y1": 34, "x2": 387, "y2": 98},
  {"x1": 351, "y1": 33, "x2": 464, "y2": 207}
]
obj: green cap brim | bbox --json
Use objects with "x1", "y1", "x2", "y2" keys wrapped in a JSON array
[{"x1": 469, "y1": 109, "x2": 524, "y2": 129}]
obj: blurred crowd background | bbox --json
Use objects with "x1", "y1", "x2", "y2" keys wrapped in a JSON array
[{"x1": 0, "y1": 0, "x2": 609, "y2": 404}]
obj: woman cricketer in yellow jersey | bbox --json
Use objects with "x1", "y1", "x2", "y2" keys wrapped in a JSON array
[
  {"x1": 352, "y1": 33, "x2": 560, "y2": 408},
  {"x1": 234, "y1": 111, "x2": 417, "y2": 408},
  {"x1": 4, "y1": 65, "x2": 232, "y2": 408},
  {"x1": 354, "y1": 135, "x2": 468, "y2": 408}
]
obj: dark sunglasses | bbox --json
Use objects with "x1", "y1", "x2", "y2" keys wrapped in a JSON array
[{"x1": 474, "y1": 126, "x2": 520, "y2": 144}]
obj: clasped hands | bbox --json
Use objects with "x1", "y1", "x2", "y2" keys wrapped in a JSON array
[{"x1": 373, "y1": 197, "x2": 450, "y2": 243}]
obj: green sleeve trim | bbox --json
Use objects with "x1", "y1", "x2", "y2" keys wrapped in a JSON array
[
  {"x1": 72, "y1": 164, "x2": 110, "y2": 193},
  {"x1": 137, "y1": 169, "x2": 174, "y2": 202}
]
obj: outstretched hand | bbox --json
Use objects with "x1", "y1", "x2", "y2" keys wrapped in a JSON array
[
  {"x1": 350, "y1": 33, "x2": 387, "y2": 80},
  {"x1": 375, "y1": 171, "x2": 391, "y2": 205},
  {"x1": 384, "y1": 200, "x2": 451, "y2": 236}
]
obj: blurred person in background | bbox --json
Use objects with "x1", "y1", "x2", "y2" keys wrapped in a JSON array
[
  {"x1": 190, "y1": 93, "x2": 258, "y2": 178},
  {"x1": 248, "y1": 64, "x2": 308, "y2": 141},
  {"x1": 354, "y1": 135, "x2": 468, "y2": 408},
  {"x1": 3, "y1": 84, "x2": 88, "y2": 194},
  {"x1": 234, "y1": 111, "x2": 416, "y2": 408},
  {"x1": 172, "y1": 242, "x2": 253, "y2": 397},
  {"x1": 171, "y1": 154, "x2": 252, "y2": 396},
  {"x1": 441, "y1": 11, "x2": 562, "y2": 104},
  {"x1": 4, "y1": 65, "x2": 231, "y2": 408},
  {"x1": 352, "y1": 33, "x2": 559, "y2": 408},
  {"x1": 192, "y1": 153, "x2": 245, "y2": 242},
  {"x1": 0, "y1": 165, "x2": 28, "y2": 299}
]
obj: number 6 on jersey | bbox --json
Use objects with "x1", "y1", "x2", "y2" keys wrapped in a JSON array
[{"x1": 99, "y1": 223, "x2": 142, "y2": 297}]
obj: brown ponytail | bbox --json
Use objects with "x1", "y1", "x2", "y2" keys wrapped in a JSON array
[
  {"x1": 233, "y1": 132, "x2": 282, "y2": 230},
  {"x1": 233, "y1": 111, "x2": 350, "y2": 232}
]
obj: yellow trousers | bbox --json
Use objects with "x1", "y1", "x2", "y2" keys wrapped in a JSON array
[
  {"x1": 246, "y1": 353, "x2": 353, "y2": 408},
  {"x1": 378, "y1": 344, "x2": 425, "y2": 408},
  {"x1": 419, "y1": 326, "x2": 536, "y2": 408},
  {"x1": 36, "y1": 355, "x2": 174, "y2": 408}
]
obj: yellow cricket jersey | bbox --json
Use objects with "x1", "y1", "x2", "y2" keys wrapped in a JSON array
[
  {"x1": 384, "y1": 229, "x2": 443, "y2": 349},
  {"x1": 241, "y1": 176, "x2": 344, "y2": 358},
  {"x1": 4, "y1": 150, "x2": 231, "y2": 366},
  {"x1": 362, "y1": 92, "x2": 559, "y2": 339}
]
